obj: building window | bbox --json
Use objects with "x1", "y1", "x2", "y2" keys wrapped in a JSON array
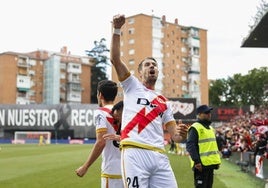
[
  {"x1": 128, "y1": 18, "x2": 135, "y2": 24},
  {"x1": 28, "y1": 60, "x2": 36, "y2": 66},
  {"x1": 129, "y1": 39, "x2": 135, "y2": 44},
  {"x1": 181, "y1": 38, "x2": 187, "y2": 44},
  {"x1": 182, "y1": 85, "x2": 188, "y2": 91},
  {"x1": 129, "y1": 49, "x2": 135, "y2": 55},
  {"x1": 192, "y1": 57, "x2": 199, "y2": 64},
  {"x1": 128, "y1": 28, "x2": 135, "y2": 34},
  {"x1": 72, "y1": 64, "x2": 80, "y2": 69},
  {"x1": 129, "y1": 59, "x2": 135, "y2": 65},
  {"x1": 193, "y1": 47, "x2": 200, "y2": 56},
  {"x1": 60, "y1": 63, "x2": 66, "y2": 69},
  {"x1": 181, "y1": 47, "x2": 187, "y2": 53},
  {"x1": 181, "y1": 27, "x2": 188, "y2": 34},
  {"x1": 191, "y1": 28, "x2": 199, "y2": 38}
]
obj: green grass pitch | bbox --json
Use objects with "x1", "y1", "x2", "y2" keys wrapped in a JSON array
[{"x1": 0, "y1": 144, "x2": 265, "y2": 188}]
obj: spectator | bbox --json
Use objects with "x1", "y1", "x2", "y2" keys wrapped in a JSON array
[{"x1": 253, "y1": 133, "x2": 267, "y2": 179}]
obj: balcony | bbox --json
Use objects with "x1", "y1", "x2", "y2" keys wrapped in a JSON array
[{"x1": 17, "y1": 58, "x2": 30, "y2": 68}]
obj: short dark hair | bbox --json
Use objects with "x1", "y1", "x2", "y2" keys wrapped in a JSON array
[
  {"x1": 138, "y1": 57, "x2": 157, "y2": 72},
  {"x1": 112, "y1": 101, "x2": 124, "y2": 114},
  {"x1": 97, "y1": 80, "x2": 118, "y2": 101}
]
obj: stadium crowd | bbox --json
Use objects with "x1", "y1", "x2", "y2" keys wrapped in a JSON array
[
  {"x1": 168, "y1": 106, "x2": 268, "y2": 179},
  {"x1": 214, "y1": 106, "x2": 268, "y2": 179},
  {"x1": 215, "y1": 107, "x2": 268, "y2": 159},
  {"x1": 169, "y1": 107, "x2": 268, "y2": 155}
]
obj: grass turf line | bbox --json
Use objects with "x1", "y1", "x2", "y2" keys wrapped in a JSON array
[{"x1": 0, "y1": 144, "x2": 265, "y2": 188}]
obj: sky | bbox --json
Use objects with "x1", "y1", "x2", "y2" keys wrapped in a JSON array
[{"x1": 0, "y1": 0, "x2": 267, "y2": 80}]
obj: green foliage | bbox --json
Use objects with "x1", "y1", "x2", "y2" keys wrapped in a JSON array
[
  {"x1": 209, "y1": 67, "x2": 268, "y2": 107},
  {"x1": 0, "y1": 144, "x2": 265, "y2": 188},
  {"x1": 209, "y1": 79, "x2": 228, "y2": 106},
  {"x1": 86, "y1": 38, "x2": 110, "y2": 103}
]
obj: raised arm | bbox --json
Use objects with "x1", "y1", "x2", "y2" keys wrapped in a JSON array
[{"x1": 110, "y1": 14, "x2": 130, "y2": 81}]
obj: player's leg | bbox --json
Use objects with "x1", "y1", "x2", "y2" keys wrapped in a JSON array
[
  {"x1": 150, "y1": 152, "x2": 178, "y2": 188},
  {"x1": 121, "y1": 148, "x2": 151, "y2": 188},
  {"x1": 110, "y1": 179, "x2": 124, "y2": 188}
]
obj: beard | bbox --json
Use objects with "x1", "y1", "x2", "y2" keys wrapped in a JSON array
[{"x1": 144, "y1": 76, "x2": 157, "y2": 87}]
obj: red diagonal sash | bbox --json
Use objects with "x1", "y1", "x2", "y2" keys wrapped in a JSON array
[
  {"x1": 99, "y1": 107, "x2": 119, "y2": 132},
  {"x1": 121, "y1": 95, "x2": 167, "y2": 139}
]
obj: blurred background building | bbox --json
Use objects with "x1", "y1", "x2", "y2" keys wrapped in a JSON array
[{"x1": 0, "y1": 46, "x2": 92, "y2": 104}]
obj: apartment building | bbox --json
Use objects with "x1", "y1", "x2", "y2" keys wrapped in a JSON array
[
  {"x1": 111, "y1": 13, "x2": 209, "y2": 105},
  {"x1": 0, "y1": 46, "x2": 92, "y2": 104}
]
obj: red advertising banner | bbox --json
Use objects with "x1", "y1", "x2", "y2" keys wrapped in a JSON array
[{"x1": 211, "y1": 106, "x2": 250, "y2": 122}]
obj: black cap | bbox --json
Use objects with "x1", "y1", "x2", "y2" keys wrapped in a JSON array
[{"x1": 196, "y1": 105, "x2": 213, "y2": 114}]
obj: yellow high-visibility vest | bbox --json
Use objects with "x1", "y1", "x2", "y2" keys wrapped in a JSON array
[{"x1": 189, "y1": 122, "x2": 221, "y2": 167}]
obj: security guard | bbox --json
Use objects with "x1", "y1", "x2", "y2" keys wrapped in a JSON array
[{"x1": 186, "y1": 105, "x2": 221, "y2": 188}]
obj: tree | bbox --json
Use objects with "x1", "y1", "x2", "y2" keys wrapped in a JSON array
[
  {"x1": 240, "y1": 67, "x2": 268, "y2": 106},
  {"x1": 85, "y1": 38, "x2": 109, "y2": 103},
  {"x1": 209, "y1": 67, "x2": 268, "y2": 107},
  {"x1": 209, "y1": 79, "x2": 228, "y2": 106}
]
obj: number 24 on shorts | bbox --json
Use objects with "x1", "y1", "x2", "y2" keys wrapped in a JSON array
[{"x1": 127, "y1": 176, "x2": 139, "y2": 188}]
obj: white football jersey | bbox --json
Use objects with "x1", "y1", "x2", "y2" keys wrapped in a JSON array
[
  {"x1": 94, "y1": 105, "x2": 121, "y2": 176},
  {"x1": 120, "y1": 75, "x2": 175, "y2": 151}
]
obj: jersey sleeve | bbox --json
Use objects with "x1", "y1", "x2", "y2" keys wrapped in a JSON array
[
  {"x1": 162, "y1": 101, "x2": 176, "y2": 125},
  {"x1": 94, "y1": 110, "x2": 108, "y2": 133}
]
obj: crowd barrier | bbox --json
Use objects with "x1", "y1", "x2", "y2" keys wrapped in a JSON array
[{"x1": 228, "y1": 151, "x2": 268, "y2": 180}]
